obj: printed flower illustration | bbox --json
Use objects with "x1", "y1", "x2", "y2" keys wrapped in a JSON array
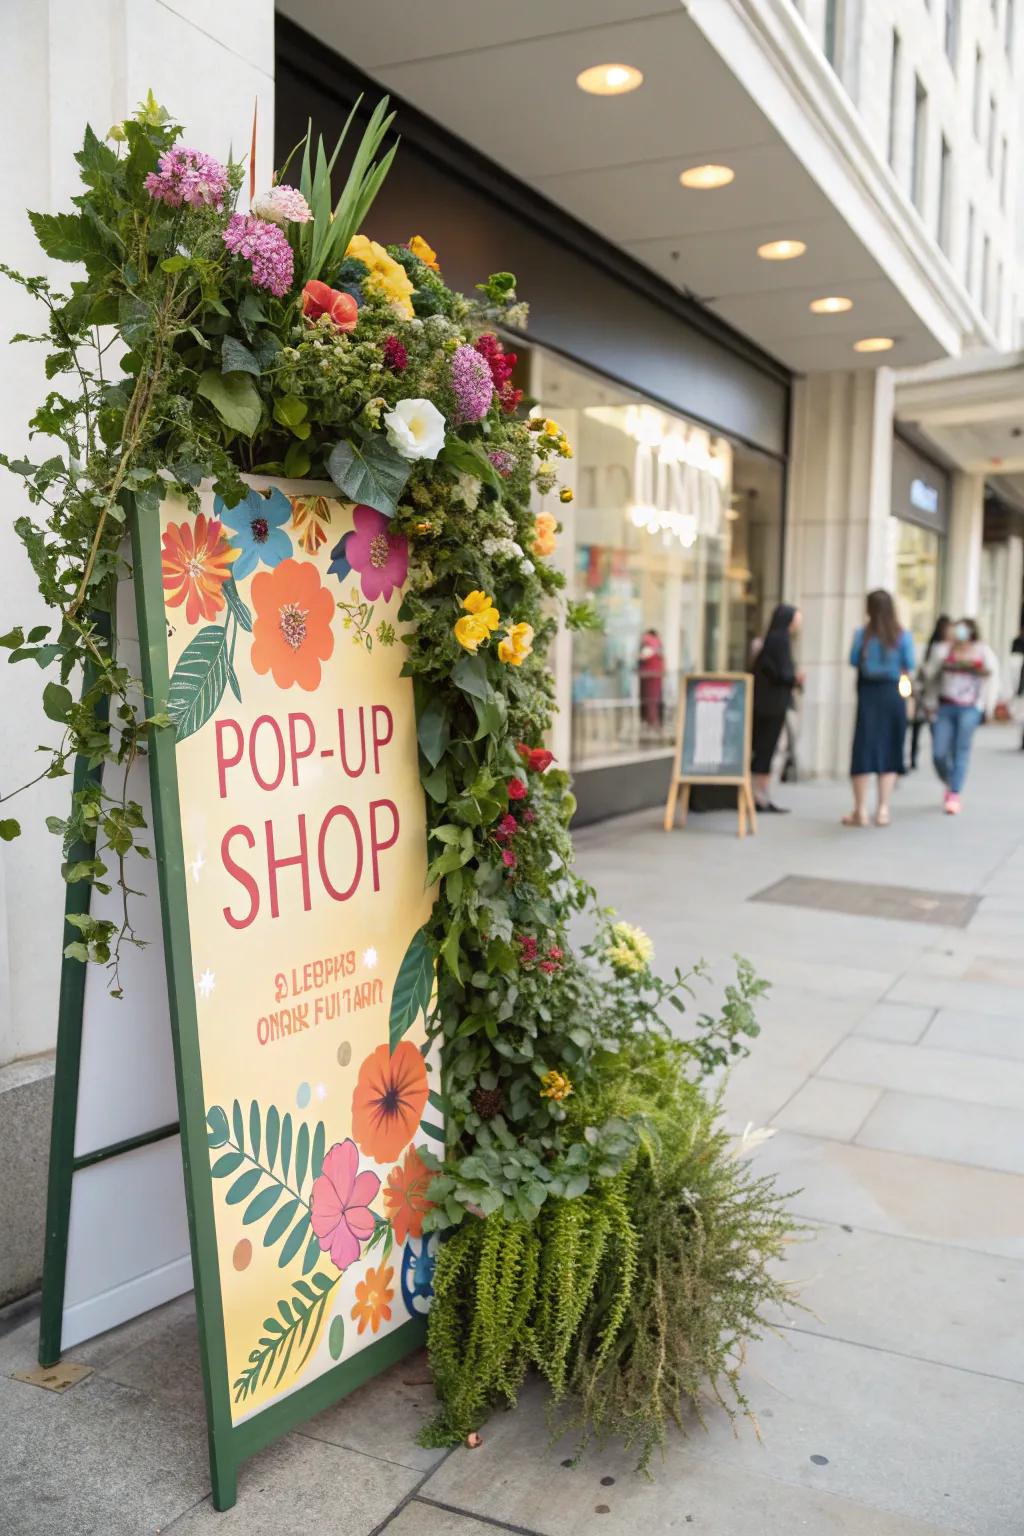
[
  {"x1": 330, "y1": 505, "x2": 408, "y2": 602},
  {"x1": 161, "y1": 514, "x2": 237, "y2": 625},
  {"x1": 383, "y1": 1146, "x2": 434, "y2": 1245},
  {"x1": 498, "y1": 621, "x2": 534, "y2": 667},
  {"x1": 351, "y1": 1263, "x2": 394, "y2": 1335},
  {"x1": 290, "y1": 495, "x2": 334, "y2": 555},
  {"x1": 309, "y1": 1139, "x2": 381, "y2": 1272},
  {"x1": 352, "y1": 1041, "x2": 429, "y2": 1164},
  {"x1": 250, "y1": 558, "x2": 335, "y2": 690},
  {"x1": 216, "y1": 488, "x2": 292, "y2": 579}
]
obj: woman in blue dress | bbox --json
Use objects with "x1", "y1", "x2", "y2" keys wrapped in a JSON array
[{"x1": 843, "y1": 589, "x2": 915, "y2": 828}]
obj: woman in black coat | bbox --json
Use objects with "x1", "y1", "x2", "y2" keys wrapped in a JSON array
[{"x1": 751, "y1": 603, "x2": 803, "y2": 812}]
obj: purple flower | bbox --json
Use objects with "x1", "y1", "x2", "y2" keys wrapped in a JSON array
[
  {"x1": 222, "y1": 214, "x2": 294, "y2": 297},
  {"x1": 450, "y1": 343, "x2": 495, "y2": 425},
  {"x1": 488, "y1": 449, "x2": 517, "y2": 478},
  {"x1": 144, "y1": 147, "x2": 228, "y2": 209}
]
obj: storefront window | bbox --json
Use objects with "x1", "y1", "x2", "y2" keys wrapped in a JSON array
[
  {"x1": 531, "y1": 350, "x2": 783, "y2": 769},
  {"x1": 894, "y1": 520, "x2": 943, "y2": 654}
]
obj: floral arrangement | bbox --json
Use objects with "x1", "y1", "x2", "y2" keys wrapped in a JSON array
[{"x1": 1, "y1": 93, "x2": 793, "y2": 1458}]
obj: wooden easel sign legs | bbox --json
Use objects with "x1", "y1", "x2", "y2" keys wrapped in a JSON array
[{"x1": 662, "y1": 672, "x2": 758, "y2": 838}]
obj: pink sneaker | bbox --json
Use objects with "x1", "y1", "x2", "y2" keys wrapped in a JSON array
[{"x1": 945, "y1": 792, "x2": 961, "y2": 815}]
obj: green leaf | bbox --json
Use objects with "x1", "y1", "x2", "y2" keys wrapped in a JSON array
[
  {"x1": 389, "y1": 925, "x2": 434, "y2": 1051},
  {"x1": 160, "y1": 254, "x2": 190, "y2": 273},
  {"x1": 248, "y1": 1101, "x2": 261, "y2": 1162},
  {"x1": 264, "y1": 1197, "x2": 300, "y2": 1248},
  {"x1": 42, "y1": 681, "x2": 73, "y2": 723},
  {"x1": 0, "y1": 819, "x2": 21, "y2": 842},
  {"x1": 222, "y1": 336, "x2": 261, "y2": 375},
  {"x1": 118, "y1": 294, "x2": 152, "y2": 348},
  {"x1": 222, "y1": 576, "x2": 253, "y2": 633},
  {"x1": 168, "y1": 625, "x2": 229, "y2": 741},
  {"x1": 265, "y1": 1104, "x2": 280, "y2": 1170},
  {"x1": 327, "y1": 434, "x2": 411, "y2": 518},
  {"x1": 452, "y1": 653, "x2": 493, "y2": 703},
  {"x1": 328, "y1": 1315, "x2": 345, "y2": 1361},
  {"x1": 280, "y1": 1114, "x2": 293, "y2": 1181},
  {"x1": 28, "y1": 211, "x2": 91, "y2": 263},
  {"x1": 197, "y1": 369, "x2": 262, "y2": 437},
  {"x1": 417, "y1": 697, "x2": 450, "y2": 768},
  {"x1": 283, "y1": 441, "x2": 312, "y2": 478},
  {"x1": 295, "y1": 1122, "x2": 310, "y2": 1193},
  {"x1": 244, "y1": 1184, "x2": 284, "y2": 1225},
  {"x1": 564, "y1": 1173, "x2": 590, "y2": 1199},
  {"x1": 302, "y1": 1234, "x2": 321, "y2": 1275},
  {"x1": 211, "y1": 1150, "x2": 245, "y2": 1177},
  {"x1": 232, "y1": 1099, "x2": 245, "y2": 1151},
  {"x1": 226, "y1": 1168, "x2": 262, "y2": 1205},
  {"x1": 273, "y1": 393, "x2": 307, "y2": 428},
  {"x1": 311, "y1": 1121, "x2": 326, "y2": 1181},
  {"x1": 206, "y1": 1107, "x2": 229, "y2": 1150},
  {"x1": 278, "y1": 1213, "x2": 311, "y2": 1269}
]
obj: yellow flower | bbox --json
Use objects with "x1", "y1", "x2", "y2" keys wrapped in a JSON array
[
  {"x1": 498, "y1": 621, "x2": 534, "y2": 667},
  {"x1": 558, "y1": 438, "x2": 573, "y2": 459},
  {"x1": 462, "y1": 591, "x2": 500, "y2": 628},
  {"x1": 532, "y1": 512, "x2": 558, "y2": 559},
  {"x1": 543, "y1": 418, "x2": 560, "y2": 437},
  {"x1": 454, "y1": 614, "x2": 491, "y2": 652},
  {"x1": 559, "y1": 488, "x2": 574, "y2": 504},
  {"x1": 346, "y1": 233, "x2": 415, "y2": 317},
  {"x1": 604, "y1": 921, "x2": 654, "y2": 976},
  {"x1": 539, "y1": 1069, "x2": 573, "y2": 1102},
  {"x1": 408, "y1": 234, "x2": 440, "y2": 271}
]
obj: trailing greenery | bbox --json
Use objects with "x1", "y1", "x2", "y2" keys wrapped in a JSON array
[{"x1": 422, "y1": 1029, "x2": 797, "y2": 1465}]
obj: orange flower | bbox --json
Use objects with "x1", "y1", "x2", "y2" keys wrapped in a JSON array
[
  {"x1": 250, "y1": 558, "x2": 335, "y2": 691},
  {"x1": 352, "y1": 1041, "x2": 429, "y2": 1163},
  {"x1": 290, "y1": 495, "x2": 333, "y2": 554},
  {"x1": 161, "y1": 514, "x2": 237, "y2": 624},
  {"x1": 351, "y1": 1263, "x2": 394, "y2": 1335},
  {"x1": 533, "y1": 512, "x2": 558, "y2": 559},
  {"x1": 383, "y1": 1146, "x2": 434, "y2": 1244}
]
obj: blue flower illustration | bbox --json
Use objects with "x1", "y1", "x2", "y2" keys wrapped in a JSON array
[{"x1": 216, "y1": 487, "x2": 292, "y2": 580}]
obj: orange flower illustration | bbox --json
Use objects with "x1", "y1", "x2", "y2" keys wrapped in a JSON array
[
  {"x1": 250, "y1": 558, "x2": 335, "y2": 691},
  {"x1": 383, "y1": 1146, "x2": 434, "y2": 1244},
  {"x1": 352, "y1": 1042, "x2": 429, "y2": 1163},
  {"x1": 290, "y1": 495, "x2": 333, "y2": 554},
  {"x1": 351, "y1": 1263, "x2": 394, "y2": 1335},
  {"x1": 161, "y1": 513, "x2": 237, "y2": 624}
]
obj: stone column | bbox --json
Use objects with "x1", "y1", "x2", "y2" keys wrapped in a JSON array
[
  {"x1": 0, "y1": 0, "x2": 275, "y2": 1079},
  {"x1": 785, "y1": 368, "x2": 897, "y2": 776},
  {"x1": 944, "y1": 471, "x2": 985, "y2": 619}
]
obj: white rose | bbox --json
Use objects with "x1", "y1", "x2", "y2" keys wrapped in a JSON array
[{"x1": 384, "y1": 398, "x2": 446, "y2": 461}]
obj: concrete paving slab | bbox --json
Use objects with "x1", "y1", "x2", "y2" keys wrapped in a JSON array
[
  {"x1": 855, "y1": 1091, "x2": 1024, "y2": 1175},
  {"x1": 161, "y1": 1432, "x2": 422, "y2": 1534},
  {"x1": 819, "y1": 1036, "x2": 1024, "y2": 1109},
  {"x1": 887, "y1": 971, "x2": 1024, "y2": 1018},
  {"x1": 773, "y1": 1079, "x2": 881, "y2": 1140},
  {"x1": 417, "y1": 1375, "x2": 971, "y2": 1536},
  {"x1": 718, "y1": 1061, "x2": 810, "y2": 1131},
  {"x1": 754, "y1": 1131, "x2": 1024, "y2": 1259},
  {"x1": 773, "y1": 1223, "x2": 1024, "y2": 1381},
  {"x1": 298, "y1": 1348, "x2": 447, "y2": 1473},
  {"x1": 384, "y1": 1503, "x2": 515, "y2": 1536},
  {"x1": 853, "y1": 1002, "x2": 934, "y2": 1043},
  {"x1": 922, "y1": 1007, "x2": 1024, "y2": 1060}
]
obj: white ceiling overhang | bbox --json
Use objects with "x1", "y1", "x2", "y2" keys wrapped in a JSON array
[
  {"x1": 896, "y1": 353, "x2": 1024, "y2": 506},
  {"x1": 279, "y1": 0, "x2": 991, "y2": 374}
]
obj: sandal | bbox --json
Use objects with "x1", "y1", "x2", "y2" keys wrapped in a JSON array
[
  {"x1": 875, "y1": 808, "x2": 891, "y2": 827},
  {"x1": 842, "y1": 810, "x2": 869, "y2": 827}
]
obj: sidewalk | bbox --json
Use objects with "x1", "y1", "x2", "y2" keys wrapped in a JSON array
[{"x1": 3, "y1": 727, "x2": 1024, "y2": 1535}]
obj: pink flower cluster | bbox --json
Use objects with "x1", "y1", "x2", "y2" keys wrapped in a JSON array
[
  {"x1": 488, "y1": 449, "x2": 517, "y2": 478},
  {"x1": 474, "y1": 333, "x2": 523, "y2": 414},
  {"x1": 517, "y1": 934, "x2": 564, "y2": 975},
  {"x1": 144, "y1": 147, "x2": 228, "y2": 209},
  {"x1": 450, "y1": 343, "x2": 494, "y2": 424},
  {"x1": 222, "y1": 213, "x2": 294, "y2": 297}
]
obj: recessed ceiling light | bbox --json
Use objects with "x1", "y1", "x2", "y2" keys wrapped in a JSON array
[
  {"x1": 853, "y1": 336, "x2": 895, "y2": 352},
  {"x1": 680, "y1": 163, "x2": 734, "y2": 190},
  {"x1": 757, "y1": 239, "x2": 806, "y2": 261},
  {"x1": 810, "y1": 295, "x2": 853, "y2": 314},
  {"x1": 576, "y1": 63, "x2": 643, "y2": 96}
]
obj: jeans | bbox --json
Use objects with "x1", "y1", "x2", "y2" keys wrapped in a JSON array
[{"x1": 932, "y1": 703, "x2": 982, "y2": 793}]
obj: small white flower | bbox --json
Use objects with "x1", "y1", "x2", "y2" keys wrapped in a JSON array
[
  {"x1": 251, "y1": 184, "x2": 312, "y2": 226},
  {"x1": 520, "y1": 559, "x2": 535, "y2": 575},
  {"x1": 383, "y1": 398, "x2": 447, "y2": 462}
]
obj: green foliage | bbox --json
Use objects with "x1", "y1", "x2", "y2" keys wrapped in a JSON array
[
  {"x1": 232, "y1": 1271, "x2": 338, "y2": 1403},
  {"x1": 297, "y1": 96, "x2": 398, "y2": 283},
  {"x1": 206, "y1": 1099, "x2": 327, "y2": 1275}
]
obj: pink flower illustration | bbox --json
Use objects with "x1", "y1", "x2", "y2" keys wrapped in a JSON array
[
  {"x1": 309, "y1": 1138, "x2": 380, "y2": 1272},
  {"x1": 330, "y1": 505, "x2": 408, "y2": 601}
]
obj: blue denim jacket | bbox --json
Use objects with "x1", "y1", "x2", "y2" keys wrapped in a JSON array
[{"x1": 850, "y1": 627, "x2": 915, "y2": 680}]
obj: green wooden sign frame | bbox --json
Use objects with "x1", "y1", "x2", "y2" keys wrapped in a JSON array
[{"x1": 39, "y1": 503, "x2": 430, "y2": 1511}]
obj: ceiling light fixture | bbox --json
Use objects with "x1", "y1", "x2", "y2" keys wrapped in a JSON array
[
  {"x1": 680, "y1": 163, "x2": 734, "y2": 190},
  {"x1": 853, "y1": 336, "x2": 895, "y2": 352},
  {"x1": 809, "y1": 295, "x2": 853, "y2": 314},
  {"x1": 757, "y1": 239, "x2": 806, "y2": 260},
  {"x1": 576, "y1": 63, "x2": 643, "y2": 96}
]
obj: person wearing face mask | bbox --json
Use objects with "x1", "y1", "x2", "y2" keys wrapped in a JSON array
[{"x1": 924, "y1": 618, "x2": 999, "y2": 814}]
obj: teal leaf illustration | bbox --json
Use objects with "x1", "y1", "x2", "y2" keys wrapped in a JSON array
[
  {"x1": 311, "y1": 1121, "x2": 326, "y2": 1182},
  {"x1": 264, "y1": 1197, "x2": 300, "y2": 1248},
  {"x1": 222, "y1": 575, "x2": 253, "y2": 632},
  {"x1": 327, "y1": 433, "x2": 411, "y2": 517},
  {"x1": 328, "y1": 1315, "x2": 345, "y2": 1361},
  {"x1": 279, "y1": 1213, "x2": 311, "y2": 1269},
  {"x1": 226, "y1": 1168, "x2": 261, "y2": 1205},
  {"x1": 211, "y1": 1150, "x2": 245, "y2": 1178},
  {"x1": 389, "y1": 925, "x2": 434, "y2": 1051},
  {"x1": 248, "y1": 1100, "x2": 261, "y2": 1162},
  {"x1": 280, "y1": 1114, "x2": 293, "y2": 1182},
  {"x1": 265, "y1": 1105, "x2": 280, "y2": 1170},
  {"x1": 206, "y1": 1106, "x2": 230, "y2": 1148},
  {"x1": 232, "y1": 1099, "x2": 245, "y2": 1151},
  {"x1": 303, "y1": 1233, "x2": 322, "y2": 1275},
  {"x1": 243, "y1": 1185, "x2": 283, "y2": 1225},
  {"x1": 232, "y1": 1272, "x2": 339, "y2": 1403},
  {"x1": 295, "y1": 1123, "x2": 310, "y2": 1194},
  {"x1": 168, "y1": 625, "x2": 229, "y2": 741}
]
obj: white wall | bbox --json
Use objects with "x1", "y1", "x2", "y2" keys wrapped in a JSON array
[{"x1": 0, "y1": 1, "x2": 275, "y2": 1067}]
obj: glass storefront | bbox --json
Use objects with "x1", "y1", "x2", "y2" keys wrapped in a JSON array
[
  {"x1": 531, "y1": 350, "x2": 784, "y2": 771},
  {"x1": 895, "y1": 520, "x2": 943, "y2": 655}
]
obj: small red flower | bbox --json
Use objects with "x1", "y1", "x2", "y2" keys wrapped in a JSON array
[
  {"x1": 538, "y1": 960, "x2": 557, "y2": 974},
  {"x1": 522, "y1": 809, "x2": 536, "y2": 825},
  {"x1": 507, "y1": 777, "x2": 527, "y2": 801},
  {"x1": 548, "y1": 945, "x2": 563, "y2": 963},
  {"x1": 498, "y1": 813, "x2": 518, "y2": 836},
  {"x1": 382, "y1": 334, "x2": 408, "y2": 372},
  {"x1": 517, "y1": 934, "x2": 538, "y2": 964},
  {"x1": 303, "y1": 279, "x2": 358, "y2": 332},
  {"x1": 501, "y1": 848, "x2": 517, "y2": 869},
  {"x1": 517, "y1": 744, "x2": 555, "y2": 773}
]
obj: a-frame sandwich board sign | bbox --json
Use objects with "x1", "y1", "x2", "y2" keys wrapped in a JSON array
[{"x1": 40, "y1": 480, "x2": 441, "y2": 1508}]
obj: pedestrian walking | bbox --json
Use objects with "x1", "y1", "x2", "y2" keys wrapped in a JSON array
[
  {"x1": 907, "y1": 614, "x2": 951, "y2": 770},
  {"x1": 925, "y1": 618, "x2": 998, "y2": 814},
  {"x1": 844, "y1": 589, "x2": 915, "y2": 827},
  {"x1": 751, "y1": 603, "x2": 803, "y2": 813},
  {"x1": 637, "y1": 627, "x2": 665, "y2": 730}
]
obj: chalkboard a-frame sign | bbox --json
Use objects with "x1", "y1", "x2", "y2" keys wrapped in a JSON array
[
  {"x1": 663, "y1": 672, "x2": 757, "y2": 838},
  {"x1": 39, "y1": 482, "x2": 440, "y2": 1510}
]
